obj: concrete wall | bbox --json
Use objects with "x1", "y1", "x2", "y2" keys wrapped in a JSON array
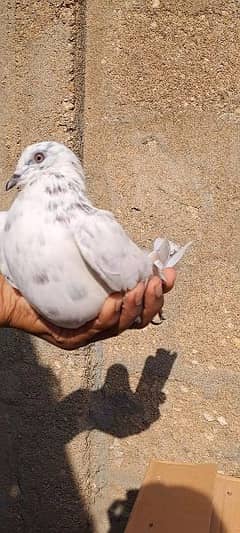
[
  {"x1": 0, "y1": 1, "x2": 239, "y2": 532},
  {"x1": 84, "y1": 2, "x2": 240, "y2": 531},
  {"x1": 0, "y1": 2, "x2": 93, "y2": 531}
]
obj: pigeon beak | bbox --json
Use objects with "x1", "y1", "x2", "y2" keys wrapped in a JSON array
[{"x1": 5, "y1": 174, "x2": 21, "y2": 191}]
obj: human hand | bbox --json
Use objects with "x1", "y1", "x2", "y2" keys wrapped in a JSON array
[{"x1": 0, "y1": 269, "x2": 176, "y2": 350}]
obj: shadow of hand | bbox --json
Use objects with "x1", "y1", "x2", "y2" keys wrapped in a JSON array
[{"x1": 89, "y1": 350, "x2": 177, "y2": 437}]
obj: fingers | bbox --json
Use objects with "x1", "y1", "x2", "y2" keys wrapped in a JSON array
[
  {"x1": 83, "y1": 270, "x2": 176, "y2": 342},
  {"x1": 86, "y1": 281, "x2": 146, "y2": 343},
  {"x1": 138, "y1": 276, "x2": 164, "y2": 328},
  {"x1": 56, "y1": 270, "x2": 174, "y2": 349},
  {"x1": 95, "y1": 292, "x2": 124, "y2": 331},
  {"x1": 30, "y1": 268, "x2": 177, "y2": 350},
  {"x1": 162, "y1": 267, "x2": 176, "y2": 293},
  {"x1": 96, "y1": 281, "x2": 146, "y2": 334},
  {"x1": 118, "y1": 281, "x2": 145, "y2": 332}
]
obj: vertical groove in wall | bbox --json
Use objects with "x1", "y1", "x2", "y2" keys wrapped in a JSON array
[{"x1": 72, "y1": 0, "x2": 87, "y2": 161}]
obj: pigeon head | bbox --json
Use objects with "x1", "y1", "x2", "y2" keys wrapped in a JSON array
[{"x1": 6, "y1": 141, "x2": 85, "y2": 191}]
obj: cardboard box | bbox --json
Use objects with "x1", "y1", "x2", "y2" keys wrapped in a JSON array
[{"x1": 125, "y1": 461, "x2": 240, "y2": 532}]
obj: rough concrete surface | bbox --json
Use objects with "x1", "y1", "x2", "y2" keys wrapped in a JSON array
[
  {"x1": 0, "y1": 1, "x2": 93, "y2": 532},
  {"x1": 84, "y1": 1, "x2": 240, "y2": 531},
  {"x1": 0, "y1": 0, "x2": 240, "y2": 532}
]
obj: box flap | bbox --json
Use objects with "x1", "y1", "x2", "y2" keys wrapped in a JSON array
[
  {"x1": 125, "y1": 461, "x2": 217, "y2": 533},
  {"x1": 210, "y1": 474, "x2": 240, "y2": 533}
]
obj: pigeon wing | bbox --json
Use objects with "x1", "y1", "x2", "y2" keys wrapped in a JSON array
[{"x1": 69, "y1": 209, "x2": 151, "y2": 292}]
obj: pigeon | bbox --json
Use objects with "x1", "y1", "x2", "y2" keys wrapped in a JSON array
[{"x1": 0, "y1": 141, "x2": 191, "y2": 328}]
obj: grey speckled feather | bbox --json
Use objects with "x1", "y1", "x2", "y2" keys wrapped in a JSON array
[{"x1": 0, "y1": 142, "x2": 191, "y2": 328}]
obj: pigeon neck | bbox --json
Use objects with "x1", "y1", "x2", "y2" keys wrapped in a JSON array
[{"x1": 51, "y1": 161, "x2": 86, "y2": 193}]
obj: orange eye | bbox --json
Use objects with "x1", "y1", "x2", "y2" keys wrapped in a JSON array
[{"x1": 34, "y1": 152, "x2": 45, "y2": 163}]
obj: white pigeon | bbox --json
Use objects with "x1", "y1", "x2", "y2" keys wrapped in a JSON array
[{"x1": 0, "y1": 142, "x2": 191, "y2": 328}]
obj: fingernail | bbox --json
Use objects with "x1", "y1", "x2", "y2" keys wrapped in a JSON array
[
  {"x1": 135, "y1": 282, "x2": 145, "y2": 306},
  {"x1": 155, "y1": 284, "x2": 162, "y2": 298},
  {"x1": 134, "y1": 316, "x2": 142, "y2": 325}
]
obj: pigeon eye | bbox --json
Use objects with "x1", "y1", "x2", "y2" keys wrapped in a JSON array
[{"x1": 34, "y1": 152, "x2": 45, "y2": 164}]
